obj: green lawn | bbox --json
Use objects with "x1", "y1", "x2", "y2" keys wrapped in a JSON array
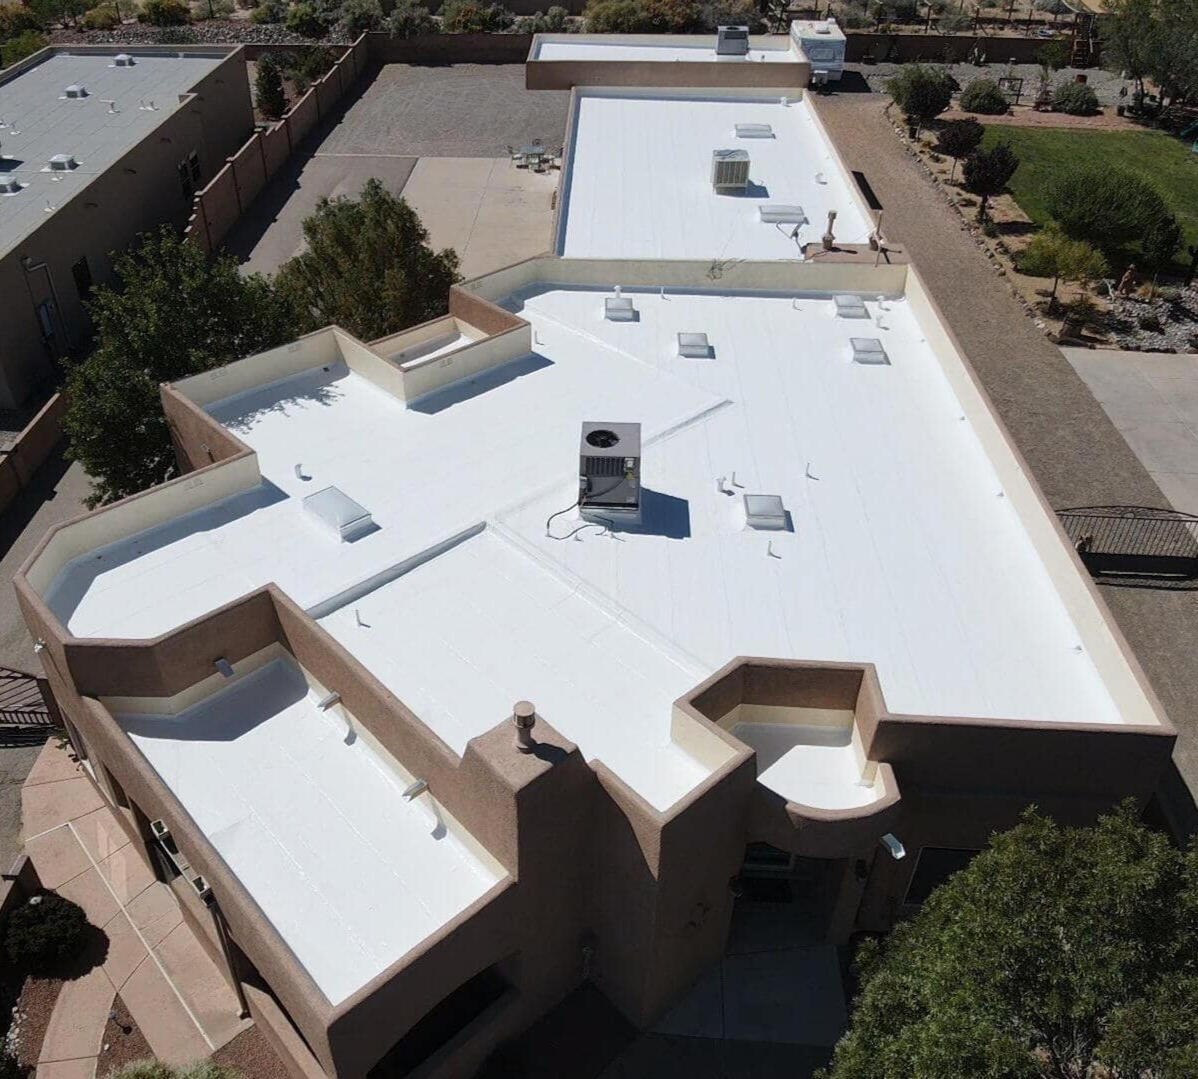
[{"x1": 981, "y1": 127, "x2": 1198, "y2": 252}]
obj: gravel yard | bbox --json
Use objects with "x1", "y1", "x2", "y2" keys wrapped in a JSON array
[{"x1": 860, "y1": 62, "x2": 1130, "y2": 106}]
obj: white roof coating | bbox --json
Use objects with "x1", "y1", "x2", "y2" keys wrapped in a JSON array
[
  {"x1": 533, "y1": 39, "x2": 799, "y2": 63},
  {"x1": 115, "y1": 657, "x2": 503, "y2": 1004},
  {"x1": 557, "y1": 92, "x2": 873, "y2": 259},
  {"x1": 0, "y1": 50, "x2": 226, "y2": 257}
]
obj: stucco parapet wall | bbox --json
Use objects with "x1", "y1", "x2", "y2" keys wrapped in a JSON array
[
  {"x1": 526, "y1": 33, "x2": 811, "y2": 91},
  {"x1": 0, "y1": 43, "x2": 241, "y2": 87}
]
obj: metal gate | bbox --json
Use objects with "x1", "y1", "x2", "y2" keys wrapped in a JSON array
[{"x1": 1058, "y1": 506, "x2": 1198, "y2": 579}]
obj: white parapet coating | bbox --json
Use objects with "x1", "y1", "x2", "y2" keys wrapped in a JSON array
[
  {"x1": 557, "y1": 91, "x2": 874, "y2": 259},
  {"x1": 114, "y1": 657, "x2": 503, "y2": 1005},
  {"x1": 533, "y1": 38, "x2": 800, "y2": 63}
]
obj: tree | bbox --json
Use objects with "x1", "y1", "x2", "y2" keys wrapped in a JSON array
[
  {"x1": 1142, "y1": 209, "x2": 1183, "y2": 296},
  {"x1": 275, "y1": 179, "x2": 460, "y2": 341},
  {"x1": 934, "y1": 117, "x2": 983, "y2": 181},
  {"x1": 254, "y1": 53, "x2": 286, "y2": 120},
  {"x1": 1044, "y1": 166, "x2": 1169, "y2": 251},
  {"x1": 818, "y1": 803, "x2": 1198, "y2": 1079},
  {"x1": 886, "y1": 64, "x2": 953, "y2": 135},
  {"x1": 961, "y1": 141, "x2": 1018, "y2": 223},
  {"x1": 959, "y1": 77, "x2": 1009, "y2": 115},
  {"x1": 1018, "y1": 227, "x2": 1108, "y2": 311},
  {"x1": 64, "y1": 228, "x2": 293, "y2": 506},
  {"x1": 1101, "y1": 0, "x2": 1155, "y2": 104}
]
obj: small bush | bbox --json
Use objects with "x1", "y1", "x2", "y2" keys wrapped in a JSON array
[
  {"x1": 0, "y1": 2, "x2": 43, "y2": 36},
  {"x1": 82, "y1": 2, "x2": 120, "y2": 26},
  {"x1": 440, "y1": 0, "x2": 513, "y2": 30},
  {"x1": 838, "y1": 3, "x2": 870, "y2": 27},
  {"x1": 934, "y1": 117, "x2": 984, "y2": 163},
  {"x1": 2, "y1": 28, "x2": 48, "y2": 66},
  {"x1": 284, "y1": 0, "x2": 328, "y2": 34},
  {"x1": 959, "y1": 77, "x2": 1008, "y2": 115},
  {"x1": 138, "y1": 0, "x2": 189, "y2": 23},
  {"x1": 4, "y1": 892, "x2": 88, "y2": 973},
  {"x1": 887, "y1": 64, "x2": 954, "y2": 131},
  {"x1": 337, "y1": 0, "x2": 381, "y2": 30},
  {"x1": 583, "y1": 0, "x2": 699, "y2": 32},
  {"x1": 938, "y1": 11, "x2": 971, "y2": 31},
  {"x1": 385, "y1": 0, "x2": 434, "y2": 33},
  {"x1": 698, "y1": 0, "x2": 762, "y2": 32},
  {"x1": 0, "y1": 1049, "x2": 23, "y2": 1079},
  {"x1": 1053, "y1": 79, "x2": 1099, "y2": 115},
  {"x1": 250, "y1": 0, "x2": 284, "y2": 21},
  {"x1": 107, "y1": 1060, "x2": 242, "y2": 1079}
]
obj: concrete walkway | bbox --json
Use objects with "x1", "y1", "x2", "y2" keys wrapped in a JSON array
[{"x1": 22, "y1": 742, "x2": 250, "y2": 1077}]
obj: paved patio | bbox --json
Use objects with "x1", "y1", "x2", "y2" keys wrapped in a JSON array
[{"x1": 21, "y1": 742, "x2": 250, "y2": 1076}]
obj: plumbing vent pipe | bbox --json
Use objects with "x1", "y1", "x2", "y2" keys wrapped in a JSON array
[{"x1": 513, "y1": 700, "x2": 536, "y2": 751}]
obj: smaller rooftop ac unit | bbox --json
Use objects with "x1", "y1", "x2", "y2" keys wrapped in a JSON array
[
  {"x1": 48, "y1": 154, "x2": 78, "y2": 171},
  {"x1": 64, "y1": 84, "x2": 87, "y2": 99},
  {"x1": 711, "y1": 149, "x2": 750, "y2": 193},
  {"x1": 113, "y1": 53, "x2": 135, "y2": 66},
  {"x1": 716, "y1": 24, "x2": 750, "y2": 55}
]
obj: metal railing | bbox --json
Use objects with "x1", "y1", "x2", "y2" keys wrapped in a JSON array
[{"x1": 1058, "y1": 506, "x2": 1198, "y2": 579}]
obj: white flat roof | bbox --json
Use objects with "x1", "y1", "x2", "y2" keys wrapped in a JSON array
[
  {"x1": 557, "y1": 92, "x2": 873, "y2": 260},
  {"x1": 115, "y1": 657, "x2": 503, "y2": 1005},
  {"x1": 49, "y1": 284, "x2": 1132, "y2": 815},
  {"x1": 0, "y1": 50, "x2": 227, "y2": 258},
  {"x1": 533, "y1": 39, "x2": 798, "y2": 63}
]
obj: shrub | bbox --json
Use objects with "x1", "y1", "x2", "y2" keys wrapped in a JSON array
[
  {"x1": 583, "y1": 0, "x2": 698, "y2": 32},
  {"x1": 961, "y1": 140, "x2": 1019, "y2": 221},
  {"x1": 337, "y1": 0, "x2": 381, "y2": 30},
  {"x1": 838, "y1": 3, "x2": 870, "y2": 27},
  {"x1": 886, "y1": 64, "x2": 954, "y2": 132},
  {"x1": 385, "y1": 0, "x2": 433, "y2": 33},
  {"x1": 4, "y1": 892, "x2": 88, "y2": 973},
  {"x1": 1045, "y1": 166, "x2": 1169, "y2": 250},
  {"x1": 286, "y1": 44, "x2": 337, "y2": 84},
  {"x1": 1053, "y1": 79, "x2": 1099, "y2": 115},
  {"x1": 284, "y1": 0, "x2": 328, "y2": 34},
  {"x1": 1, "y1": 29, "x2": 48, "y2": 65},
  {"x1": 1018, "y1": 226, "x2": 1107, "y2": 307},
  {"x1": 0, "y1": 1050, "x2": 22, "y2": 1079},
  {"x1": 938, "y1": 11, "x2": 971, "y2": 30},
  {"x1": 82, "y1": 2, "x2": 120, "y2": 25},
  {"x1": 959, "y1": 77, "x2": 1009, "y2": 114},
  {"x1": 0, "y1": 2, "x2": 43, "y2": 36},
  {"x1": 440, "y1": 0, "x2": 513, "y2": 30},
  {"x1": 107, "y1": 1063, "x2": 242, "y2": 1079},
  {"x1": 250, "y1": 0, "x2": 283, "y2": 21},
  {"x1": 138, "y1": 0, "x2": 189, "y2": 22},
  {"x1": 934, "y1": 117, "x2": 983, "y2": 178},
  {"x1": 698, "y1": 0, "x2": 762, "y2": 32},
  {"x1": 255, "y1": 53, "x2": 286, "y2": 118}
]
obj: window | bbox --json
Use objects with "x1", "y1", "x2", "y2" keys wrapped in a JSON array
[
  {"x1": 367, "y1": 964, "x2": 509, "y2": 1078},
  {"x1": 71, "y1": 256, "x2": 92, "y2": 301},
  {"x1": 178, "y1": 161, "x2": 194, "y2": 199},
  {"x1": 904, "y1": 847, "x2": 980, "y2": 905},
  {"x1": 742, "y1": 842, "x2": 795, "y2": 876},
  {"x1": 187, "y1": 150, "x2": 201, "y2": 183},
  {"x1": 35, "y1": 299, "x2": 57, "y2": 341}
]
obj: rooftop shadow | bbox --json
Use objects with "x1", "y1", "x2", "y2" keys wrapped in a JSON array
[
  {"x1": 408, "y1": 353, "x2": 555, "y2": 415},
  {"x1": 608, "y1": 490, "x2": 691, "y2": 540}
]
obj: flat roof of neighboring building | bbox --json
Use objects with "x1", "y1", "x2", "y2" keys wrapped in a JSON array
[
  {"x1": 556, "y1": 92, "x2": 874, "y2": 259},
  {"x1": 532, "y1": 38, "x2": 799, "y2": 63},
  {"x1": 114, "y1": 655, "x2": 503, "y2": 1005},
  {"x1": 46, "y1": 283, "x2": 1140, "y2": 814},
  {"x1": 0, "y1": 49, "x2": 228, "y2": 258}
]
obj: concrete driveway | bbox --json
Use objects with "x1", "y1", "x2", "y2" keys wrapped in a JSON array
[
  {"x1": 223, "y1": 64, "x2": 568, "y2": 280},
  {"x1": 1061, "y1": 349, "x2": 1198, "y2": 513}
]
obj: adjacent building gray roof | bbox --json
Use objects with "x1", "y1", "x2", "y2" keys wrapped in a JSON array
[{"x1": 0, "y1": 49, "x2": 230, "y2": 259}]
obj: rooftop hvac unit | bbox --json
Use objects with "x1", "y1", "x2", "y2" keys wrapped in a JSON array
[
  {"x1": 303, "y1": 485, "x2": 375, "y2": 541},
  {"x1": 579, "y1": 422, "x2": 641, "y2": 524},
  {"x1": 735, "y1": 122, "x2": 773, "y2": 139},
  {"x1": 48, "y1": 154, "x2": 78, "y2": 171},
  {"x1": 113, "y1": 53, "x2": 135, "y2": 66},
  {"x1": 711, "y1": 149, "x2": 750, "y2": 193},
  {"x1": 851, "y1": 337, "x2": 890, "y2": 365},
  {"x1": 759, "y1": 204, "x2": 807, "y2": 225},
  {"x1": 834, "y1": 294, "x2": 869, "y2": 319},
  {"x1": 0, "y1": 177, "x2": 22, "y2": 196},
  {"x1": 64, "y1": 84, "x2": 88, "y2": 98},
  {"x1": 716, "y1": 24, "x2": 750, "y2": 55}
]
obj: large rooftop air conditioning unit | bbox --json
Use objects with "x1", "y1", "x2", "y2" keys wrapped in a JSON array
[
  {"x1": 711, "y1": 149, "x2": 750, "y2": 194},
  {"x1": 716, "y1": 24, "x2": 750, "y2": 55},
  {"x1": 579, "y1": 422, "x2": 641, "y2": 525}
]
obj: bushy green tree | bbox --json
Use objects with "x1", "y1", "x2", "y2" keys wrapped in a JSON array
[
  {"x1": 1, "y1": 28, "x2": 47, "y2": 65},
  {"x1": 583, "y1": 0, "x2": 699, "y2": 32},
  {"x1": 283, "y1": 0, "x2": 330, "y2": 35},
  {"x1": 275, "y1": 178, "x2": 460, "y2": 341},
  {"x1": 1143, "y1": 209, "x2": 1183, "y2": 294},
  {"x1": 959, "y1": 77, "x2": 1009, "y2": 115},
  {"x1": 1101, "y1": 0, "x2": 1156, "y2": 103},
  {"x1": 337, "y1": 0, "x2": 383, "y2": 32},
  {"x1": 385, "y1": 0, "x2": 434, "y2": 34},
  {"x1": 0, "y1": 2, "x2": 43, "y2": 37},
  {"x1": 886, "y1": 64, "x2": 953, "y2": 134},
  {"x1": 1018, "y1": 226, "x2": 1108, "y2": 309},
  {"x1": 1044, "y1": 166, "x2": 1169, "y2": 251},
  {"x1": 962, "y1": 141, "x2": 1018, "y2": 222},
  {"x1": 440, "y1": 0, "x2": 513, "y2": 31},
  {"x1": 818, "y1": 803, "x2": 1198, "y2": 1079},
  {"x1": 934, "y1": 117, "x2": 983, "y2": 181},
  {"x1": 1052, "y1": 79, "x2": 1099, "y2": 115},
  {"x1": 254, "y1": 53, "x2": 286, "y2": 119},
  {"x1": 64, "y1": 227, "x2": 293, "y2": 506}
]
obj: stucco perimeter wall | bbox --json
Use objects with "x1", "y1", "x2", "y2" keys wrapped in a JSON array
[{"x1": 0, "y1": 393, "x2": 66, "y2": 516}]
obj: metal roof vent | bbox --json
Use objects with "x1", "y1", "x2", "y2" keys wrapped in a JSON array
[
  {"x1": 303, "y1": 486, "x2": 376, "y2": 542},
  {"x1": 816, "y1": 22, "x2": 832, "y2": 33},
  {"x1": 716, "y1": 25, "x2": 750, "y2": 55},
  {"x1": 113, "y1": 53, "x2": 135, "y2": 67},
  {"x1": 0, "y1": 176, "x2": 22, "y2": 196},
  {"x1": 48, "y1": 154, "x2": 78, "y2": 171},
  {"x1": 851, "y1": 337, "x2": 890, "y2": 365},
  {"x1": 743, "y1": 494, "x2": 788, "y2": 530},
  {"x1": 834, "y1": 294, "x2": 869, "y2": 319},
  {"x1": 64, "y1": 84, "x2": 88, "y2": 99},
  {"x1": 759, "y1": 204, "x2": 807, "y2": 224},
  {"x1": 604, "y1": 285, "x2": 636, "y2": 322},
  {"x1": 735, "y1": 122, "x2": 773, "y2": 139},
  {"x1": 711, "y1": 149, "x2": 750, "y2": 193},
  {"x1": 677, "y1": 332, "x2": 713, "y2": 359}
]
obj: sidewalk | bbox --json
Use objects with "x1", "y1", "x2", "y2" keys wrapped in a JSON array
[{"x1": 21, "y1": 742, "x2": 250, "y2": 1077}]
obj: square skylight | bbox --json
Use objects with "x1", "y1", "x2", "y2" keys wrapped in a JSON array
[
  {"x1": 605, "y1": 296, "x2": 637, "y2": 322},
  {"x1": 850, "y1": 337, "x2": 889, "y2": 365},
  {"x1": 744, "y1": 494, "x2": 788, "y2": 530},
  {"x1": 834, "y1": 294, "x2": 869, "y2": 319},
  {"x1": 303, "y1": 486, "x2": 375, "y2": 542},
  {"x1": 678, "y1": 332, "x2": 713, "y2": 359}
]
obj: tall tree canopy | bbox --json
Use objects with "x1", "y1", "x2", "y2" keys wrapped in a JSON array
[
  {"x1": 819, "y1": 804, "x2": 1198, "y2": 1079},
  {"x1": 274, "y1": 178, "x2": 460, "y2": 341},
  {"x1": 64, "y1": 228, "x2": 293, "y2": 506}
]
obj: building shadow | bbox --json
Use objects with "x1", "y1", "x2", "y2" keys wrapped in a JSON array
[
  {"x1": 408, "y1": 354, "x2": 554, "y2": 414},
  {"x1": 608, "y1": 490, "x2": 691, "y2": 540}
]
